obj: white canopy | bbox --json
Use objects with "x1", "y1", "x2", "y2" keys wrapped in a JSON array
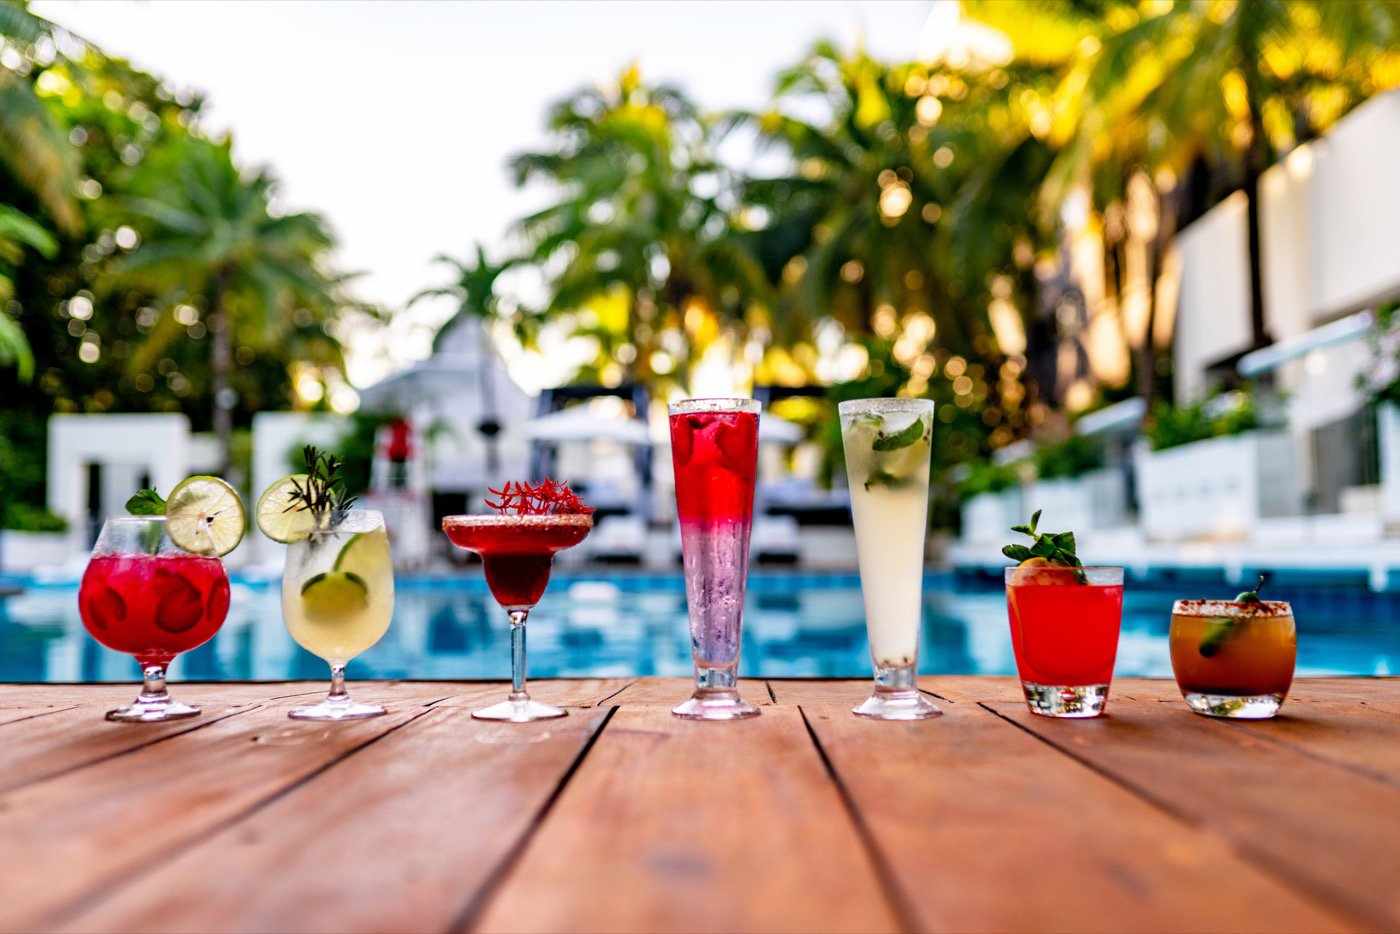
[
  {"x1": 524, "y1": 407, "x2": 652, "y2": 446},
  {"x1": 759, "y1": 414, "x2": 804, "y2": 444}
]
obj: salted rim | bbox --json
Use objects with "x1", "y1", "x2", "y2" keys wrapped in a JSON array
[
  {"x1": 669, "y1": 397, "x2": 760, "y2": 416},
  {"x1": 1172, "y1": 599, "x2": 1292, "y2": 618},
  {"x1": 838, "y1": 397, "x2": 934, "y2": 416},
  {"x1": 442, "y1": 513, "x2": 594, "y2": 531}
]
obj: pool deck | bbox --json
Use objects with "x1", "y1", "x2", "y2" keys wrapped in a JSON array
[{"x1": 3, "y1": 676, "x2": 1399, "y2": 933}]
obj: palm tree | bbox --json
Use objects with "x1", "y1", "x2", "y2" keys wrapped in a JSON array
[
  {"x1": 409, "y1": 245, "x2": 516, "y2": 471},
  {"x1": 0, "y1": 0, "x2": 86, "y2": 382},
  {"x1": 732, "y1": 41, "x2": 1057, "y2": 444},
  {"x1": 970, "y1": 0, "x2": 1400, "y2": 354},
  {"x1": 509, "y1": 65, "x2": 768, "y2": 394},
  {"x1": 110, "y1": 136, "x2": 348, "y2": 472},
  {"x1": 0, "y1": 204, "x2": 56, "y2": 381}
]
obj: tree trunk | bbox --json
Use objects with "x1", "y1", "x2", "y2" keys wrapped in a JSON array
[
  {"x1": 1241, "y1": 31, "x2": 1270, "y2": 351},
  {"x1": 477, "y1": 317, "x2": 500, "y2": 475},
  {"x1": 207, "y1": 269, "x2": 233, "y2": 477},
  {"x1": 1138, "y1": 183, "x2": 1182, "y2": 406}
]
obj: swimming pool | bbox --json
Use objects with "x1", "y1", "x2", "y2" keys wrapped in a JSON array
[{"x1": 0, "y1": 571, "x2": 1395, "y2": 683}]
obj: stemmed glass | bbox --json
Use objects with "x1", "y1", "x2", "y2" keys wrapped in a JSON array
[
  {"x1": 78, "y1": 517, "x2": 231, "y2": 722},
  {"x1": 668, "y1": 398, "x2": 762, "y2": 720},
  {"x1": 443, "y1": 509, "x2": 593, "y2": 721},
  {"x1": 281, "y1": 509, "x2": 394, "y2": 720}
]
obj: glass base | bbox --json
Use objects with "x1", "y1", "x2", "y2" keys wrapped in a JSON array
[
  {"x1": 1183, "y1": 691, "x2": 1284, "y2": 719},
  {"x1": 852, "y1": 690, "x2": 942, "y2": 721},
  {"x1": 288, "y1": 699, "x2": 387, "y2": 721},
  {"x1": 672, "y1": 689, "x2": 760, "y2": 721},
  {"x1": 472, "y1": 696, "x2": 567, "y2": 723},
  {"x1": 1023, "y1": 682, "x2": 1109, "y2": 718},
  {"x1": 106, "y1": 698, "x2": 200, "y2": 723}
]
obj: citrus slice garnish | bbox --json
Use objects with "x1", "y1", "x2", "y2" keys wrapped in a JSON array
[
  {"x1": 165, "y1": 475, "x2": 246, "y2": 557},
  {"x1": 256, "y1": 473, "x2": 317, "y2": 544},
  {"x1": 300, "y1": 570, "x2": 369, "y2": 622}
]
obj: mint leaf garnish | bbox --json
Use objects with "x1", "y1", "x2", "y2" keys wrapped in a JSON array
[
  {"x1": 126, "y1": 489, "x2": 167, "y2": 516},
  {"x1": 864, "y1": 468, "x2": 911, "y2": 491},
  {"x1": 1003, "y1": 509, "x2": 1086, "y2": 583},
  {"x1": 872, "y1": 418, "x2": 926, "y2": 451}
]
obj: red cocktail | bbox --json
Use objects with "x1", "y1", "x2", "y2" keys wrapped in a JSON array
[
  {"x1": 80, "y1": 554, "x2": 229, "y2": 664},
  {"x1": 669, "y1": 398, "x2": 761, "y2": 720},
  {"x1": 1005, "y1": 565, "x2": 1124, "y2": 717},
  {"x1": 443, "y1": 481, "x2": 593, "y2": 722},
  {"x1": 78, "y1": 517, "x2": 232, "y2": 722}
]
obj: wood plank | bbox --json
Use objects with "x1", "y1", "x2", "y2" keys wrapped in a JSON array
[
  {"x1": 429, "y1": 678, "x2": 634, "y2": 709},
  {"x1": 474, "y1": 705, "x2": 898, "y2": 933},
  {"x1": 991, "y1": 696, "x2": 1400, "y2": 929},
  {"x1": 57, "y1": 708, "x2": 610, "y2": 934},
  {"x1": 918, "y1": 675, "x2": 1021, "y2": 704},
  {"x1": 606, "y1": 677, "x2": 774, "y2": 707},
  {"x1": 0, "y1": 682, "x2": 320, "y2": 707},
  {"x1": 0, "y1": 703, "x2": 260, "y2": 794},
  {"x1": 0, "y1": 706, "x2": 78, "y2": 727},
  {"x1": 0, "y1": 701, "x2": 425, "y2": 933},
  {"x1": 766, "y1": 679, "x2": 872, "y2": 706},
  {"x1": 802, "y1": 701, "x2": 1349, "y2": 932}
]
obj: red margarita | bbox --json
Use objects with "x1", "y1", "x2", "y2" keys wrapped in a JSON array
[
  {"x1": 1001, "y1": 511, "x2": 1124, "y2": 718},
  {"x1": 79, "y1": 554, "x2": 230, "y2": 665},
  {"x1": 442, "y1": 480, "x2": 593, "y2": 722}
]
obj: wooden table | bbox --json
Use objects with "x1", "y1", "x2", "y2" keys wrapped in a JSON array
[{"x1": 3, "y1": 676, "x2": 1399, "y2": 933}]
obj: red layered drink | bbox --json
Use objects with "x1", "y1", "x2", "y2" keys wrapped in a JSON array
[{"x1": 668, "y1": 398, "x2": 761, "y2": 720}]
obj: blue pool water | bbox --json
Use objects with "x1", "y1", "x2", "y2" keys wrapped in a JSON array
[{"x1": 0, "y1": 571, "x2": 1395, "y2": 683}]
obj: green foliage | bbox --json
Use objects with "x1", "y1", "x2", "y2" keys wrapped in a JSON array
[
  {"x1": 1356, "y1": 302, "x2": 1400, "y2": 405},
  {"x1": 1, "y1": 502, "x2": 67, "y2": 533},
  {"x1": 0, "y1": 409, "x2": 49, "y2": 527},
  {"x1": 1033, "y1": 434, "x2": 1104, "y2": 481},
  {"x1": 1146, "y1": 389, "x2": 1260, "y2": 452},
  {"x1": 958, "y1": 459, "x2": 1020, "y2": 499},
  {"x1": 287, "y1": 413, "x2": 395, "y2": 499},
  {"x1": 124, "y1": 489, "x2": 167, "y2": 516}
]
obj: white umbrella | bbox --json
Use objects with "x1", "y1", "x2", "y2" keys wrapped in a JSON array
[
  {"x1": 524, "y1": 407, "x2": 653, "y2": 446},
  {"x1": 759, "y1": 414, "x2": 804, "y2": 444}
]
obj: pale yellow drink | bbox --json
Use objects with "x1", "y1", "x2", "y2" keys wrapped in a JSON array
[
  {"x1": 839, "y1": 398, "x2": 939, "y2": 720},
  {"x1": 282, "y1": 516, "x2": 393, "y2": 666}
]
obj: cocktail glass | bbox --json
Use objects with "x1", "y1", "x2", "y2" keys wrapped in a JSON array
[
  {"x1": 1169, "y1": 598, "x2": 1296, "y2": 718},
  {"x1": 282, "y1": 509, "x2": 394, "y2": 721},
  {"x1": 839, "y1": 398, "x2": 940, "y2": 720},
  {"x1": 669, "y1": 397, "x2": 761, "y2": 720},
  {"x1": 442, "y1": 512, "x2": 593, "y2": 722},
  {"x1": 1004, "y1": 565, "x2": 1124, "y2": 718},
  {"x1": 78, "y1": 517, "x2": 231, "y2": 722}
]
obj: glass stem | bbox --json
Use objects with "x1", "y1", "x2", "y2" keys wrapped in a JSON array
[
  {"x1": 139, "y1": 663, "x2": 171, "y2": 704},
  {"x1": 509, "y1": 609, "x2": 530, "y2": 702},
  {"x1": 328, "y1": 664, "x2": 348, "y2": 704}
]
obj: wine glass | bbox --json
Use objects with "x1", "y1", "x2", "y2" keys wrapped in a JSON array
[
  {"x1": 281, "y1": 509, "x2": 394, "y2": 720},
  {"x1": 78, "y1": 517, "x2": 230, "y2": 722}
]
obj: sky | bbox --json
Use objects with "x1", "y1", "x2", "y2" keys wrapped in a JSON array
[{"x1": 35, "y1": 0, "x2": 943, "y2": 391}]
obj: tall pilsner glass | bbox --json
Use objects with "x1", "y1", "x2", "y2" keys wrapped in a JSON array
[
  {"x1": 669, "y1": 398, "x2": 761, "y2": 720},
  {"x1": 839, "y1": 398, "x2": 940, "y2": 720}
]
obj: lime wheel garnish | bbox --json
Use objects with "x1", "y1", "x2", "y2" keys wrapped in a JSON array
[
  {"x1": 165, "y1": 475, "x2": 246, "y2": 557},
  {"x1": 256, "y1": 473, "x2": 318, "y2": 543}
]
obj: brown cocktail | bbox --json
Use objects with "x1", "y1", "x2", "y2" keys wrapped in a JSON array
[{"x1": 1169, "y1": 595, "x2": 1296, "y2": 719}]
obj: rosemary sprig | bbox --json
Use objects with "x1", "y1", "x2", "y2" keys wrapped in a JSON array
[{"x1": 286, "y1": 445, "x2": 358, "y2": 529}]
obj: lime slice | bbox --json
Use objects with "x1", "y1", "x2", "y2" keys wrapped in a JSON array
[
  {"x1": 165, "y1": 475, "x2": 246, "y2": 557},
  {"x1": 334, "y1": 530, "x2": 386, "y2": 574},
  {"x1": 256, "y1": 473, "x2": 317, "y2": 544},
  {"x1": 300, "y1": 570, "x2": 369, "y2": 622}
]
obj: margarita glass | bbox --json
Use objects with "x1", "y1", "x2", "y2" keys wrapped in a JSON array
[
  {"x1": 281, "y1": 509, "x2": 394, "y2": 721},
  {"x1": 1005, "y1": 565, "x2": 1124, "y2": 718},
  {"x1": 669, "y1": 397, "x2": 761, "y2": 720},
  {"x1": 1170, "y1": 598, "x2": 1296, "y2": 718},
  {"x1": 79, "y1": 517, "x2": 231, "y2": 722},
  {"x1": 443, "y1": 481, "x2": 593, "y2": 722},
  {"x1": 839, "y1": 397, "x2": 939, "y2": 720}
]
